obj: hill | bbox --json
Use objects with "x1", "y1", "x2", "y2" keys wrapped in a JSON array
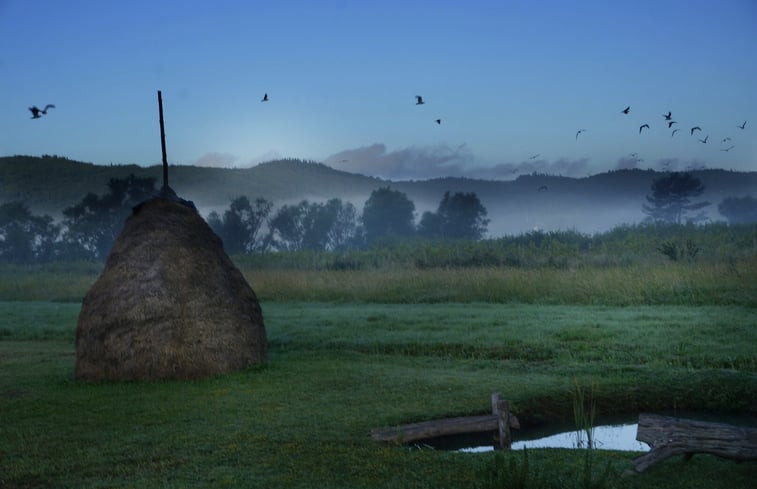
[{"x1": 2, "y1": 155, "x2": 756, "y2": 236}]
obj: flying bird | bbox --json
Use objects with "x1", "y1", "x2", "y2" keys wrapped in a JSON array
[
  {"x1": 698, "y1": 135, "x2": 709, "y2": 144},
  {"x1": 639, "y1": 124, "x2": 650, "y2": 134},
  {"x1": 663, "y1": 111, "x2": 672, "y2": 120},
  {"x1": 621, "y1": 106, "x2": 630, "y2": 114},
  {"x1": 529, "y1": 153, "x2": 541, "y2": 160},
  {"x1": 261, "y1": 93, "x2": 269, "y2": 102},
  {"x1": 415, "y1": 95, "x2": 424, "y2": 105},
  {"x1": 575, "y1": 129, "x2": 586, "y2": 140},
  {"x1": 721, "y1": 137, "x2": 732, "y2": 143},
  {"x1": 668, "y1": 121, "x2": 677, "y2": 128},
  {"x1": 538, "y1": 185, "x2": 548, "y2": 192},
  {"x1": 690, "y1": 126, "x2": 701, "y2": 135},
  {"x1": 29, "y1": 104, "x2": 55, "y2": 119},
  {"x1": 721, "y1": 145, "x2": 735, "y2": 152},
  {"x1": 738, "y1": 120, "x2": 747, "y2": 129},
  {"x1": 435, "y1": 118, "x2": 441, "y2": 124},
  {"x1": 671, "y1": 129, "x2": 680, "y2": 137}
]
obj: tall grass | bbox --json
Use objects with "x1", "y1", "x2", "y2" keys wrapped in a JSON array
[
  {"x1": 572, "y1": 379, "x2": 598, "y2": 449},
  {"x1": 2, "y1": 258, "x2": 755, "y2": 306},
  {"x1": 244, "y1": 259, "x2": 757, "y2": 306},
  {"x1": 234, "y1": 222, "x2": 757, "y2": 270},
  {"x1": 1, "y1": 223, "x2": 755, "y2": 305}
]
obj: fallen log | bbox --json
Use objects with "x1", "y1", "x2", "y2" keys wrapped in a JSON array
[
  {"x1": 632, "y1": 413, "x2": 757, "y2": 473},
  {"x1": 371, "y1": 393, "x2": 519, "y2": 447}
]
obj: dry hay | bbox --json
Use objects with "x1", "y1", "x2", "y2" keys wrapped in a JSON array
[{"x1": 75, "y1": 197, "x2": 266, "y2": 381}]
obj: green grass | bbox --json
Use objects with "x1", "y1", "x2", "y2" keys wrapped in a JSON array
[
  {"x1": 1, "y1": 301, "x2": 756, "y2": 488},
  {"x1": 3, "y1": 258, "x2": 756, "y2": 306}
]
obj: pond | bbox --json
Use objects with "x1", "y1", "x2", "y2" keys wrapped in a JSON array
[{"x1": 417, "y1": 412, "x2": 757, "y2": 453}]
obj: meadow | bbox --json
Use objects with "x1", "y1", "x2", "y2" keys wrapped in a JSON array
[{"x1": 1, "y1": 226, "x2": 756, "y2": 488}]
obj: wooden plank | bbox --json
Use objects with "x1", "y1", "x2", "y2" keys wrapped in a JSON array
[
  {"x1": 371, "y1": 415, "x2": 499, "y2": 443},
  {"x1": 632, "y1": 413, "x2": 757, "y2": 473},
  {"x1": 372, "y1": 394, "x2": 521, "y2": 445}
]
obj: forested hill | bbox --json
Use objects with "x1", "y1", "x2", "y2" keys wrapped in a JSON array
[{"x1": 2, "y1": 155, "x2": 756, "y2": 235}]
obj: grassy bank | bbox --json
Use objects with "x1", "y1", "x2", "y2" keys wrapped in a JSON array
[{"x1": 1, "y1": 301, "x2": 755, "y2": 488}]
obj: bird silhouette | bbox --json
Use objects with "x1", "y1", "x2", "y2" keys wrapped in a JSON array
[
  {"x1": 538, "y1": 185, "x2": 548, "y2": 192},
  {"x1": 529, "y1": 154, "x2": 541, "y2": 160},
  {"x1": 621, "y1": 106, "x2": 630, "y2": 114},
  {"x1": 690, "y1": 126, "x2": 701, "y2": 135},
  {"x1": 639, "y1": 124, "x2": 650, "y2": 134},
  {"x1": 668, "y1": 121, "x2": 677, "y2": 128},
  {"x1": 721, "y1": 137, "x2": 732, "y2": 143},
  {"x1": 698, "y1": 135, "x2": 709, "y2": 144},
  {"x1": 671, "y1": 129, "x2": 680, "y2": 137},
  {"x1": 415, "y1": 95, "x2": 424, "y2": 105},
  {"x1": 29, "y1": 104, "x2": 55, "y2": 119},
  {"x1": 435, "y1": 119, "x2": 441, "y2": 124},
  {"x1": 261, "y1": 93, "x2": 269, "y2": 102},
  {"x1": 575, "y1": 129, "x2": 586, "y2": 140},
  {"x1": 663, "y1": 111, "x2": 672, "y2": 120},
  {"x1": 721, "y1": 145, "x2": 735, "y2": 152},
  {"x1": 738, "y1": 120, "x2": 747, "y2": 129}
]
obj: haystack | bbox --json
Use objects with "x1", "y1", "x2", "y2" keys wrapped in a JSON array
[{"x1": 75, "y1": 197, "x2": 266, "y2": 381}]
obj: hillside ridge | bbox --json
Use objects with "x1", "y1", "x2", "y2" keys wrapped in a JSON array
[{"x1": 2, "y1": 155, "x2": 755, "y2": 235}]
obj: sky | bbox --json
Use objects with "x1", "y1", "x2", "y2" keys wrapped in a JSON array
[{"x1": 1, "y1": 0, "x2": 756, "y2": 181}]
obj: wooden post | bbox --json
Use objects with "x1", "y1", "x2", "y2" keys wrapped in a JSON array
[
  {"x1": 492, "y1": 393, "x2": 517, "y2": 449},
  {"x1": 157, "y1": 90, "x2": 168, "y2": 190}
]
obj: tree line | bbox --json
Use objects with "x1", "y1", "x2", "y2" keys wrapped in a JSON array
[
  {"x1": 1, "y1": 171, "x2": 755, "y2": 264},
  {"x1": 0, "y1": 175, "x2": 489, "y2": 263},
  {"x1": 208, "y1": 186, "x2": 489, "y2": 253}
]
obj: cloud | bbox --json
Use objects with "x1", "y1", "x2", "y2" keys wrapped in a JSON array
[
  {"x1": 324, "y1": 143, "x2": 475, "y2": 180},
  {"x1": 194, "y1": 152, "x2": 238, "y2": 168},
  {"x1": 325, "y1": 144, "x2": 593, "y2": 180},
  {"x1": 650, "y1": 158, "x2": 709, "y2": 172},
  {"x1": 616, "y1": 155, "x2": 642, "y2": 170},
  {"x1": 245, "y1": 150, "x2": 284, "y2": 167},
  {"x1": 469, "y1": 157, "x2": 591, "y2": 180},
  {"x1": 194, "y1": 150, "x2": 286, "y2": 168}
]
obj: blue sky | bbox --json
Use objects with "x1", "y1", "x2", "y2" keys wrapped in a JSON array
[{"x1": 1, "y1": 0, "x2": 756, "y2": 180}]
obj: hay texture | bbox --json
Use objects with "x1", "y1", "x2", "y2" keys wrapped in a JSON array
[{"x1": 75, "y1": 198, "x2": 266, "y2": 381}]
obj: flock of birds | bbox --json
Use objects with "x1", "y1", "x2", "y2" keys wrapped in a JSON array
[
  {"x1": 29, "y1": 94, "x2": 748, "y2": 166},
  {"x1": 580, "y1": 105, "x2": 747, "y2": 154}
]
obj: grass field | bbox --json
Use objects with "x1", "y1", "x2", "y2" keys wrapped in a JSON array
[
  {"x1": 1, "y1": 296, "x2": 756, "y2": 488},
  {"x1": 1, "y1": 257, "x2": 756, "y2": 306}
]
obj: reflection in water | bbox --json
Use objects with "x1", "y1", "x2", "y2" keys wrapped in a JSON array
[{"x1": 459, "y1": 423, "x2": 649, "y2": 453}]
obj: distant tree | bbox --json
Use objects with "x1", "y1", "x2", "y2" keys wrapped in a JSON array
[
  {"x1": 0, "y1": 201, "x2": 60, "y2": 263},
  {"x1": 325, "y1": 199, "x2": 359, "y2": 250},
  {"x1": 61, "y1": 174, "x2": 156, "y2": 259},
  {"x1": 417, "y1": 211, "x2": 444, "y2": 239},
  {"x1": 267, "y1": 201, "x2": 308, "y2": 251},
  {"x1": 207, "y1": 196, "x2": 272, "y2": 254},
  {"x1": 642, "y1": 172, "x2": 710, "y2": 224},
  {"x1": 418, "y1": 191, "x2": 489, "y2": 240},
  {"x1": 362, "y1": 187, "x2": 416, "y2": 242},
  {"x1": 266, "y1": 198, "x2": 359, "y2": 251},
  {"x1": 301, "y1": 198, "x2": 358, "y2": 251},
  {"x1": 718, "y1": 195, "x2": 757, "y2": 225}
]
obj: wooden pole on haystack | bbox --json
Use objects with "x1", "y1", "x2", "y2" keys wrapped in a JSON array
[{"x1": 158, "y1": 90, "x2": 169, "y2": 190}]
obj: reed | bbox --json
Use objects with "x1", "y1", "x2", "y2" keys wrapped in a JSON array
[{"x1": 572, "y1": 379, "x2": 598, "y2": 449}]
